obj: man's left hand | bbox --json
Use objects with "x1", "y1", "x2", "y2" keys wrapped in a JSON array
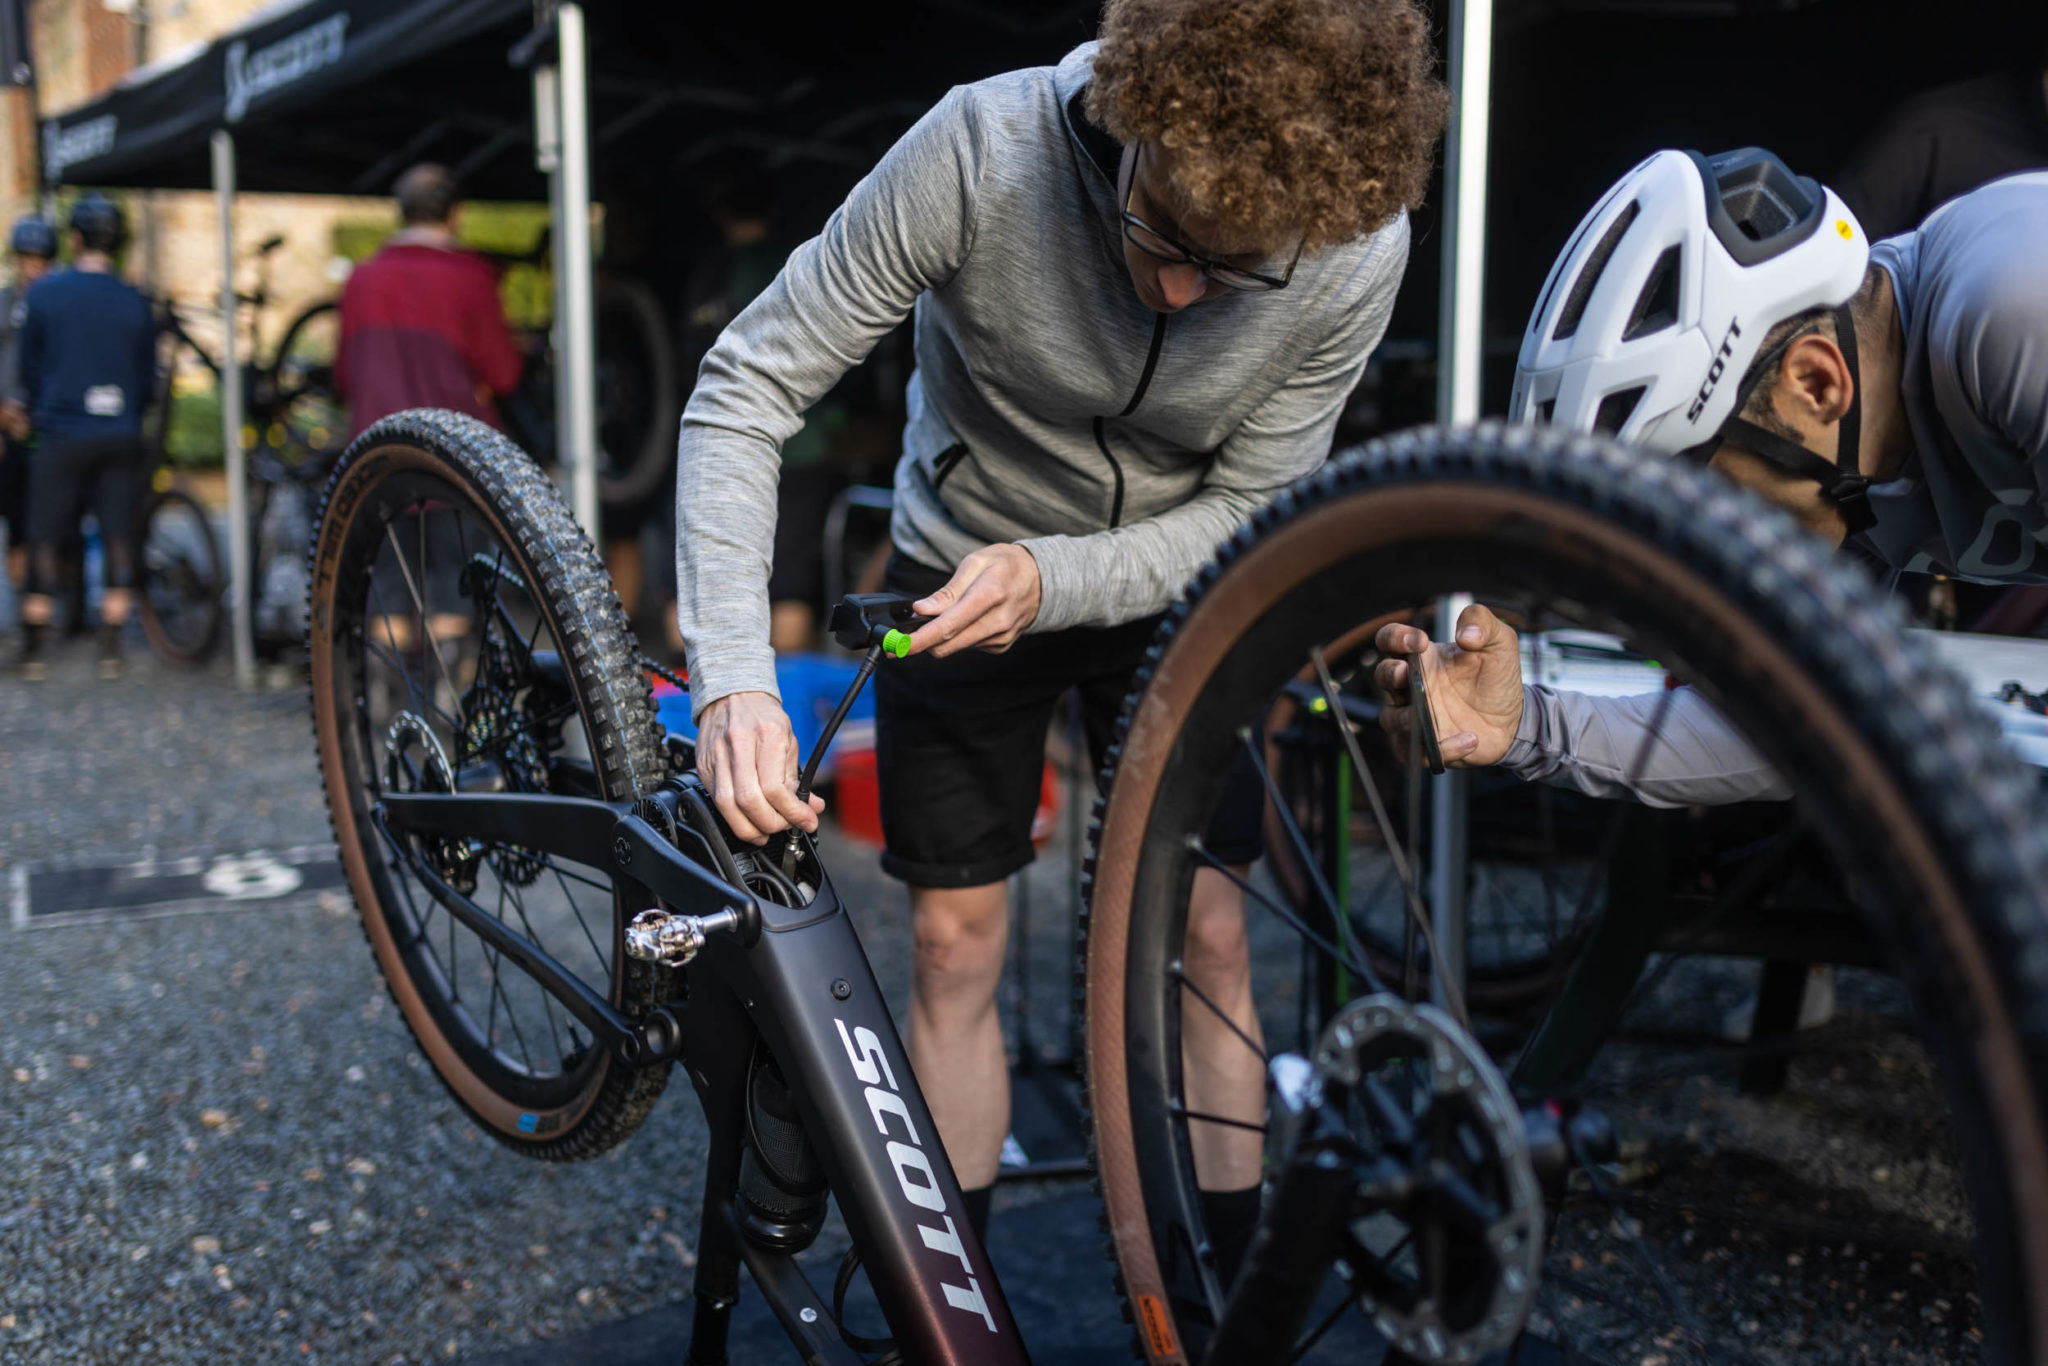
[{"x1": 907, "y1": 543, "x2": 1042, "y2": 657}]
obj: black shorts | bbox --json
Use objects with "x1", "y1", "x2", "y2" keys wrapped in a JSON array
[
  {"x1": 873, "y1": 553, "x2": 1265, "y2": 888},
  {"x1": 0, "y1": 438, "x2": 27, "y2": 535},
  {"x1": 27, "y1": 436, "x2": 145, "y2": 582}
]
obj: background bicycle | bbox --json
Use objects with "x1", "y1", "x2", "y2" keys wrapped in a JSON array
[{"x1": 136, "y1": 233, "x2": 344, "y2": 665}]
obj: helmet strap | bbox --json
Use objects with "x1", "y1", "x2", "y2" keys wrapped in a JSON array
[
  {"x1": 1707, "y1": 302, "x2": 1873, "y2": 535},
  {"x1": 1718, "y1": 416, "x2": 1875, "y2": 535}
]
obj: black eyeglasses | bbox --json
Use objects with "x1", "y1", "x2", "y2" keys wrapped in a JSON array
[{"x1": 1119, "y1": 144, "x2": 1301, "y2": 293}]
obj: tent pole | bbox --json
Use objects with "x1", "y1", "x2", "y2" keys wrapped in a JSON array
[
  {"x1": 1436, "y1": 0, "x2": 1493, "y2": 426},
  {"x1": 212, "y1": 127, "x2": 254, "y2": 690},
  {"x1": 1428, "y1": 0, "x2": 1494, "y2": 1008},
  {"x1": 555, "y1": 1, "x2": 598, "y2": 540}
]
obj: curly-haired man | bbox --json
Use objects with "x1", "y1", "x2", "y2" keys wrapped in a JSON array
[{"x1": 675, "y1": 0, "x2": 1444, "y2": 1269}]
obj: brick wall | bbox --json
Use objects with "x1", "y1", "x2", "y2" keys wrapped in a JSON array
[{"x1": 0, "y1": 0, "x2": 391, "y2": 351}]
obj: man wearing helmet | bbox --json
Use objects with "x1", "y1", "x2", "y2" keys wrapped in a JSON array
[
  {"x1": 1376, "y1": 155, "x2": 2048, "y2": 808},
  {"x1": 0, "y1": 214, "x2": 57, "y2": 610},
  {"x1": 12, "y1": 194, "x2": 158, "y2": 680}
]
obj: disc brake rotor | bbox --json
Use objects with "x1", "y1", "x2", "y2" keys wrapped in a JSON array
[{"x1": 1311, "y1": 995, "x2": 1543, "y2": 1364}]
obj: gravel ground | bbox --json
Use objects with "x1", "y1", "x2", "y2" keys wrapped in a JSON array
[{"x1": 0, "y1": 644, "x2": 1992, "y2": 1364}]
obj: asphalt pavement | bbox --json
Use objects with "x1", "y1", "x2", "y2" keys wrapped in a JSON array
[{"x1": 0, "y1": 642, "x2": 1989, "y2": 1365}]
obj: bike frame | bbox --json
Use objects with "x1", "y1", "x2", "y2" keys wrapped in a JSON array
[{"x1": 381, "y1": 777, "x2": 1033, "y2": 1366}]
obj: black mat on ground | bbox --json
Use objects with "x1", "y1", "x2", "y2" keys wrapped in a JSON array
[{"x1": 462, "y1": 1185, "x2": 1570, "y2": 1364}]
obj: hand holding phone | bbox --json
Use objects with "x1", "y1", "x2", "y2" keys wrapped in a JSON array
[{"x1": 1406, "y1": 650, "x2": 1448, "y2": 775}]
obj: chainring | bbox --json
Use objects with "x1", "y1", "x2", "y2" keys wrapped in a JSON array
[
  {"x1": 384, "y1": 711, "x2": 483, "y2": 893},
  {"x1": 458, "y1": 603, "x2": 553, "y2": 887}
]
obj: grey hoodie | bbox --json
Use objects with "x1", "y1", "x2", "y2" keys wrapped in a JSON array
[{"x1": 674, "y1": 41, "x2": 1411, "y2": 717}]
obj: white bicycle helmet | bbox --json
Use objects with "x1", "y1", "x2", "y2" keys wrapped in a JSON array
[{"x1": 1510, "y1": 148, "x2": 1875, "y2": 526}]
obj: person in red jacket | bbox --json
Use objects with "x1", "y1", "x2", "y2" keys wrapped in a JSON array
[{"x1": 337, "y1": 164, "x2": 523, "y2": 438}]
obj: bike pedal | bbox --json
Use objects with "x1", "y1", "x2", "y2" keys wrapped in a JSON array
[{"x1": 623, "y1": 906, "x2": 741, "y2": 966}]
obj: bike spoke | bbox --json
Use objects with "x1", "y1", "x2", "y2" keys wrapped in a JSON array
[
  {"x1": 1170, "y1": 963, "x2": 1267, "y2": 1065},
  {"x1": 501, "y1": 876, "x2": 572, "y2": 1070},
  {"x1": 386, "y1": 520, "x2": 462, "y2": 709},
  {"x1": 1167, "y1": 1102, "x2": 1267, "y2": 1136},
  {"x1": 365, "y1": 580, "x2": 463, "y2": 735},
  {"x1": 547, "y1": 861, "x2": 613, "y2": 974},
  {"x1": 1290, "y1": 1280, "x2": 1366, "y2": 1363},
  {"x1": 1310, "y1": 646, "x2": 1468, "y2": 1028},
  {"x1": 1239, "y1": 729, "x2": 1386, "y2": 994},
  {"x1": 483, "y1": 885, "x2": 537, "y2": 1075},
  {"x1": 1189, "y1": 839, "x2": 1372, "y2": 986},
  {"x1": 540, "y1": 860, "x2": 614, "y2": 895}
]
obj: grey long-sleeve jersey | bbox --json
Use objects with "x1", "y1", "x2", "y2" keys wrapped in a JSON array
[
  {"x1": 673, "y1": 42, "x2": 1410, "y2": 719},
  {"x1": 1501, "y1": 685, "x2": 1788, "y2": 808}
]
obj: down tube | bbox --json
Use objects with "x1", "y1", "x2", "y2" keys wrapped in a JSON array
[{"x1": 713, "y1": 903, "x2": 1031, "y2": 1365}]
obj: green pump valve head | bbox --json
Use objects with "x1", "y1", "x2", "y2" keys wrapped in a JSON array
[{"x1": 882, "y1": 629, "x2": 912, "y2": 658}]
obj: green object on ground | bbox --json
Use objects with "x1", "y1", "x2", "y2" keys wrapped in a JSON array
[{"x1": 883, "y1": 629, "x2": 912, "y2": 658}]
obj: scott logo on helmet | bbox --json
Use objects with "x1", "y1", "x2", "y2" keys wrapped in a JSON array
[
  {"x1": 835, "y1": 1018, "x2": 999, "y2": 1332},
  {"x1": 1687, "y1": 319, "x2": 1743, "y2": 422}
]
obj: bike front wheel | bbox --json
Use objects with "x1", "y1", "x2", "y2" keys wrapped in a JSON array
[{"x1": 1084, "y1": 424, "x2": 2048, "y2": 1364}]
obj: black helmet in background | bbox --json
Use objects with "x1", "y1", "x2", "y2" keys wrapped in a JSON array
[
  {"x1": 67, "y1": 194, "x2": 126, "y2": 255},
  {"x1": 9, "y1": 214, "x2": 55, "y2": 259}
]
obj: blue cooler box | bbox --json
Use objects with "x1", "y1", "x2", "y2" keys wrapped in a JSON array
[{"x1": 652, "y1": 652, "x2": 874, "y2": 782}]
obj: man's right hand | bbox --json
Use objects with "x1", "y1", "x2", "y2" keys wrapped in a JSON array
[
  {"x1": 694, "y1": 691, "x2": 825, "y2": 844},
  {"x1": 1371, "y1": 603, "x2": 1527, "y2": 768}
]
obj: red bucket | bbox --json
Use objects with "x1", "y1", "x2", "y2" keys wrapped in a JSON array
[{"x1": 833, "y1": 746, "x2": 885, "y2": 847}]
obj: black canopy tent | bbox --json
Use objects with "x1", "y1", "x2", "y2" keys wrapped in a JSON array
[
  {"x1": 37, "y1": 0, "x2": 1092, "y2": 683},
  {"x1": 42, "y1": 1, "x2": 1098, "y2": 198},
  {"x1": 41, "y1": 0, "x2": 529, "y2": 193}
]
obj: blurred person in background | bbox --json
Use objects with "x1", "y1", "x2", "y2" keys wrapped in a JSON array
[
  {"x1": 14, "y1": 196, "x2": 157, "y2": 680},
  {"x1": 0, "y1": 213, "x2": 57, "y2": 615},
  {"x1": 341, "y1": 164, "x2": 522, "y2": 652},
  {"x1": 1835, "y1": 57, "x2": 2048, "y2": 239},
  {"x1": 337, "y1": 164, "x2": 524, "y2": 439}
]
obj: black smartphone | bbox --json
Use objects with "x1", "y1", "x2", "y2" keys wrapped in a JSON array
[{"x1": 1406, "y1": 651, "x2": 1447, "y2": 775}]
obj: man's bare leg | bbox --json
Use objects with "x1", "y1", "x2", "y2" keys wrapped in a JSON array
[
  {"x1": 906, "y1": 880, "x2": 1012, "y2": 1190},
  {"x1": 1182, "y1": 865, "x2": 1265, "y2": 1190}
]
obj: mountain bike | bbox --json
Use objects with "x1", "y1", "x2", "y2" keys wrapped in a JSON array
[
  {"x1": 309, "y1": 413, "x2": 2048, "y2": 1363},
  {"x1": 1082, "y1": 423, "x2": 2048, "y2": 1363},
  {"x1": 310, "y1": 410, "x2": 1024, "y2": 1364}
]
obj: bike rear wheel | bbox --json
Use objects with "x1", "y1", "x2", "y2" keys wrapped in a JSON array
[
  {"x1": 595, "y1": 275, "x2": 679, "y2": 510},
  {"x1": 1084, "y1": 425, "x2": 2048, "y2": 1364},
  {"x1": 308, "y1": 409, "x2": 672, "y2": 1159},
  {"x1": 270, "y1": 300, "x2": 345, "y2": 466},
  {"x1": 137, "y1": 485, "x2": 223, "y2": 664}
]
